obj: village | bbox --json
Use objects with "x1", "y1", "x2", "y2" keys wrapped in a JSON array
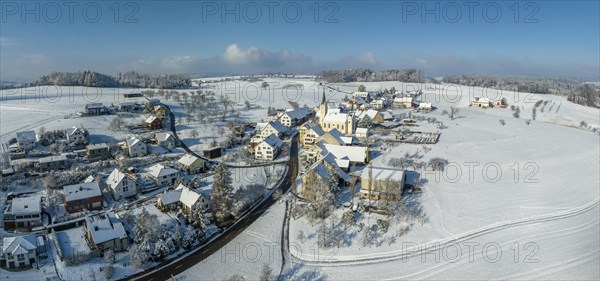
[{"x1": 2, "y1": 77, "x2": 594, "y2": 281}]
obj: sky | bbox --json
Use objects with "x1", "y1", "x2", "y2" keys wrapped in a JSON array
[{"x1": 1, "y1": 0, "x2": 599, "y2": 81}]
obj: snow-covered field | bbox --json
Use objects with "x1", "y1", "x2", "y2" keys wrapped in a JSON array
[{"x1": 2, "y1": 78, "x2": 599, "y2": 280}]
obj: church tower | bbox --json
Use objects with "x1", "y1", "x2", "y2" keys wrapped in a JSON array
[{"x1": 319, "y1": 89, "x2": 328, "y2": 127}]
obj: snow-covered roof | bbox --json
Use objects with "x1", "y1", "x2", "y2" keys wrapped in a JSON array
[
  {"x1": 67, "y1": 127, "x2": 85, "y2": 136},
  {"x1": 473, "y1": 97, "x2": 490, "y2": 103},
  {"x1": 178, "y1": 154, "x2": 202, "y2": 166},
  {"x1": 159, "y1": 184, "x2": 205, "y2": 209},
  {"x1": 106, "y1": 168, "x2": 127, "y2": 189},
  {"x1": 281, "y1": 107, "x2": 312, "y2": 120},
  {"x1": 38, "y1": 155, "x2": 67, "y2": 163},
  {"x1": 145, "y1": 115, "x2": 159, "y2": 123},
  {"x1": 87, "y1": 143, "x2": 108, "y2": 150},
  {"x1": 360, "y1": 166, "x2": 404, "y2": 182},
  {"x1": 356, "y1": 109, "x2": 382, "y2": 121},
  {"x1": 63, "y1": 182, "x2": 102, "y2": 202},
  {"x1": 155, "y1": 132, "x2": 175, "y2": 142},
  {"x1": 16, "y1": 130, "x2": 36, "y2": 142},
  {"x1": 264, "y1": 120, "x2": 286, "y2": 134},
  {"x1": 85, "y1": 103, "x2": 104, "y2": 109},
  {"x1": 355, "y1": 128, "x2": 369, "y2": 135},
  {"x1": 394, "y1": 97, "x2": 413, "y2": 103},
  {"x1": 2, "y1": 235, "x2": 37, "y2": 255},
  {"x1": 148, "y1": 163, "x2": 179, "y2": 178},
  {"x1": 261, "y1": 134, "x2": 284, "y2": 149},
  {"x1": 322, "y1": 111, "x2": 351, "y2": 123},
  {"x1": 84, "y1": 212, "x2": 128, "y2": 245},
  {"x1": 176, "y1": 184, "x2": 203, "y2": 209},
  {"x1": 10, "y1": 196, "x2": 41, "y2": 215},
  {"x1": 353, "y1": 91, "x2": 370, "y2": 97},
  {"x1": 126, "y1": 137, "x2": 143, "y2": 148},
  {"x1": 319, "y1": 142, "x2": 368, "y2": 163}
]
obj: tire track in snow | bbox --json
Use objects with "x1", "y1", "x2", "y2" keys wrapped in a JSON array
[{"x1": 290, "y1": 198, "x2": 599, "y2": 266}]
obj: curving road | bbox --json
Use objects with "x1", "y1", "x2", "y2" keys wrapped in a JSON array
[{"x1": 126, "y1": 132, "x2": 299, "y2": 281}]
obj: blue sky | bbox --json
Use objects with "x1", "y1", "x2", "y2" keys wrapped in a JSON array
[{"x1": 1, "y1": 0, "x2": 598, "y2": 81}]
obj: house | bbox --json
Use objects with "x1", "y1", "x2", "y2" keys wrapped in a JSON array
[
  {"x1": 258, "y1": 120, "x2": 287, "y2": 140},
  {"x1": 298, "y1": 120, "x2": 324, "y2": 147},
  {"x1": 145, "y1": 115, "x2": 163, "y2": 130},
  {"x1": 124, "y1": 137, "x2": 147, "y2": 158},
  {"x1": 203, "y1": 147, "x2": 222, "y2": 159},
  {"x1": 147, "y1": 164, "x2": 179, "y2": 187},
  {"x1": 255, "y1": 134, "x2": 284, "y2": 161},
  {"x1": 153, "y1": 104, "x2": 168, "y2": 118},
  {"x1": 317, "y1": 128, "x2": 356, "y2": 146},
  {"x1": 318, "y1": 142, "x2": 370, "y2": 165},
  {"x1": 394, "y1": 97, "x2": 413, "y2": 108},
  {"x1": 63, "y1": 182, "x2": 103, "y2": 213},
  {"x1": 65, "y1": 127, "x2": 87, "y2": 144},
  {"x1": 106, "y1": 168, "x2": 137, "y2": 200},
  {"x1": 418, "y1": 102, "x2": 432, "y2": 111},
  {"x1": 317, "y1": 91, "x2": 355, "y2": 135},
  {"x1": 355, "y1": 109, "x2": 385, "y2": 124},
  {"x1": 16, "y1": 130, "x2": 36, "y2": 151},
  {"x1": 37, "y1": 155, "x2": 68, "y2": 172},
  {"x1": 278, "y1": 107, "x2": 313, "y2": 127},
  {"x1": 84, "y1": 212, "x2": 129, "y2": 252},
  {"x1": 359, "y1": 166, "x2": 406, "y2": 200},
  {"x1": 370, "y1": 98, "x2": 385, "y2": 109},
  {"x1": 300, "y1": 162, "x2": 353, "y2": 201},
  {"x1": 177, "y1": 154, "x2": 206, "y2": 174},
  {"x1": 154, "y1": 132, "x2": 176, "y2": 149},
  {"x1": 471, "y1": 97, "x2": 491, "y2": 108},
  {"x1": 2, "y1": 196, "x2": 42, "y2": 230},
  {"x1": 355, "y1": 128, "x2": 369, "y2": 139},
  {"x1": 86, "y1": 143, "x2": 109, "y2": 161},
  {"x1": 352, "y1": 91, "x2": 371, "y2": 101},
  {"x1": 118, "y1": 102, "x2": 136, "y2": 112},
  {"x1": 1, "y1": 235, "x2": 45, "y2": 269},
  {"x1": 85, "y1": 103, "x2": 104, "y2": 115},
  {"x1": 156, "y1": 183, "x2": 211, "y2": 213}
]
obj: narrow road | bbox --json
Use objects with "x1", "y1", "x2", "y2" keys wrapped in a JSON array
[{"x1": 127, "y1": 133, "x2": 299, "y2": 281}]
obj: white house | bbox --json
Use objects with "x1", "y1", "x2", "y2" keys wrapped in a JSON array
[
  {"x1": 16, "y1": 130, "x2": 36, "y2": 151},
  {"x1": 65, "y1": 127, "x2": 87, "y2": 143},
  {"x1": 255, "y1": 134, "x2": 284, "y2": 161},
  {"x1": 1, "y1": 235, "x2": 44, "y2": 269},
  {"x1": 355, "y1": 128, "x2": 369, "y2": 139},
  {"x1": 177, "y1": 154, "x2": 206, "y2": 174},
  {"x1": 154, "y1": 132, "x2": 176, "y2": 149},
  {"x1": 156, "y1": 183, "x2": 211, "y2": 213},
  {"x1": 370, "y1": 98, "x2": 385, "y2": 109},
  {"x1": 2, "y1": 196, "x2": 42, "y2": 230},
  {"x1": 278, "y1": 107, "x2": 313, "y2": 127},
  {"x1": 147, "y1": 164, "x2": 179, "y2": 187},
  {"x1": 106, "y1": 168, "x2": 137, "y2": 200},
  {"x1": 84, "y1": 212, "x2": 129, "y2": 252},
  {"x1": 394, "y1": 97, "x2": 413, "y2": 108},
  {"x1": 125, "y1": 138, "x2": 147, "y2": 158},
  {"x1": 258, "y1": 121, "x2": 287, "y2": 140},
  {"x1": 360, "y1": 166, "x2": 406, "y2": 200},
  {"x1": 471, "y1": 97, "x2": 491, "y2": 108}
]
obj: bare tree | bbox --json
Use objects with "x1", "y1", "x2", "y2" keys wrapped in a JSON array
[{"x1": 442, "y1": 106, "x2": 459, "y2": 120}]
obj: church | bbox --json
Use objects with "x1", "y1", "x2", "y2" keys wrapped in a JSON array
[{"x1": 315, "y1": 90, "x2": 355, "y2": 135}]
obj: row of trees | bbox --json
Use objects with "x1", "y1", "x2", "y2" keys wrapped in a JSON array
[
  {"x1": 321, "y1": 68, "x2": 424, "y2": 83},
  {"x1": 34, "y1": 71, "x2": 192, "y2": 89}
]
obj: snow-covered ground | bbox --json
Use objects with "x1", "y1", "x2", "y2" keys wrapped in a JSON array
[
  {"x1": 177, "y1": 199, "x2": 287, "y2": 281},
  {"x1": 2, "y1": 79, "x2": 599, "y2": 280}
]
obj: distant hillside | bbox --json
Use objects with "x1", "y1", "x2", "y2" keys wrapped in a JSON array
[
  {"x1": 321, "y1": 68, "x2": 424, "y2": 83},
  {"x1": 442, "y1": 75, "x2": 600, "y2": 108},
  {"x1": 33, "y1": 70, "x2": 192, "y2": 89}
]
